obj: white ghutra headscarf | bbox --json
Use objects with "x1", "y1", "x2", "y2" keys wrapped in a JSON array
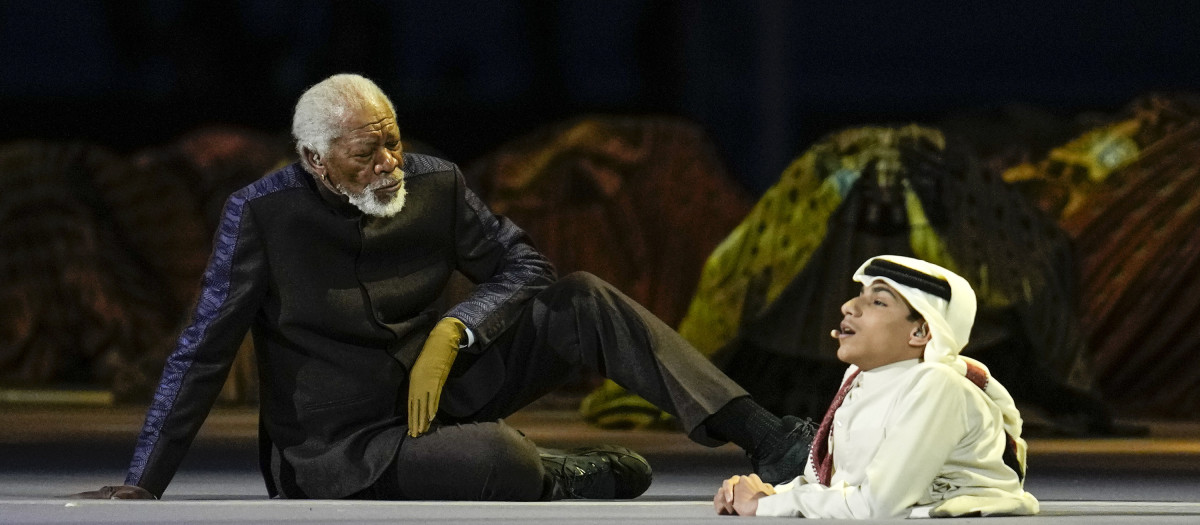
[{"x1": 852, "y1": 255, "x2": 975, "y2": 365}]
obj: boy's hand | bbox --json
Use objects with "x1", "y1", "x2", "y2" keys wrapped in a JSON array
[
  {"x1": 70, "y1": 485, "x2": 156, "y2": 499},
  {"x1": 713, "y1": 473, "x2": 775, "y2": 516}
]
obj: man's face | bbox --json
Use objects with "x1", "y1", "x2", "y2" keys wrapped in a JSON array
[
  {"x1": 309, "y1": 96, "x2": 406, "y2": 217},
  {"x1": 834, "y1": 280, "x2": 926, "y2": 371}
]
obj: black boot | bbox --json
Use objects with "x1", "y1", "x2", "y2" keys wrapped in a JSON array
[
  {"x1": 751, "y1": 416, "x2": 817, "y2": 484},
  {"x1": 540, "y1": 445, "x2": 653, "y2": 500}
]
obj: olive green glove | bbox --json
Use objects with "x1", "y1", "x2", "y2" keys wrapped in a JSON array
[{"x1": 407, "y1": 317, "x2": 466, "y2": 437}]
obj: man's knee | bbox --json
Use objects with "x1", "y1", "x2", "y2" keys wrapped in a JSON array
[
  {"x1": 539, "y1": 272, "x2": 625, "y2": 318},
  {"x1": 397, "y1": 422, "x2": 544, "y2": 500},
  {"x1": 481, "y1": 422, "x2": 542, "y2": 471},
  {"x1": 472, "y1": 422, "x2": 544, "y2": 500},
  {"x1": 546, "y1": 271, "x2": 609, "y2": 298}
]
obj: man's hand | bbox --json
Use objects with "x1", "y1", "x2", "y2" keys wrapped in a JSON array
[
  {"x1": 713, "y1": 473, "x2": 775, "y2": 516},
  {"x1": 70, "y1": 485, "x2": 156, "y2": 500},
  {"x1": 407, "y1": 317, "x2": 466, "y2": 437}
]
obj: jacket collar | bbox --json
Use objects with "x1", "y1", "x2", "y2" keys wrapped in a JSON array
[{"x1": 295, "y1": 162, "x2": 363, "y2": 218}]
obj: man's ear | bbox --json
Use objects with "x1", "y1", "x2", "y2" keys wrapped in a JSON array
[
  {"x1": 909, "y1": 323, "x2": 932, "y2": 346},
  {"x1": 301, "y1": 147, "x2": 326, "y2": 177}
]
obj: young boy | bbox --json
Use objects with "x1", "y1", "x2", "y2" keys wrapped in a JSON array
[{"x1": 713, "y1": 255, "x2": 1039, "y2": 518}]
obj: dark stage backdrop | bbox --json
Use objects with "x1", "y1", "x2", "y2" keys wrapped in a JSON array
[{"x1": 4, "y1": 1, "x2": 1200, "y2": 194}]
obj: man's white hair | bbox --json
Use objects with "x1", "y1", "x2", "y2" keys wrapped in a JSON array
[{"x1": 292, "y1": 73, "x2": 396, "y2": 158}]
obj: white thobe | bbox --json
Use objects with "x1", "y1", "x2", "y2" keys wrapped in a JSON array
[{"x1": 756, "y1": 359, "x2": 1039, "y2": 519}]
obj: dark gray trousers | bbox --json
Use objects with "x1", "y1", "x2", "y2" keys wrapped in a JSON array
[{"x1": 357, "y1": 271, "x2": 749, "y2": 500}]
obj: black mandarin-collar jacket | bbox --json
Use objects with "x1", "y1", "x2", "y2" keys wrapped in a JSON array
[{"x1": 124, "y1": 155, "x2": 556, "y2": 498}]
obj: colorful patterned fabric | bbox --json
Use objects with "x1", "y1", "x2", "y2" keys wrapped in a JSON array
[
  {"x1": 0, "y1": 131, "x2": 290, "y2": 402},
  {"x1": 1003, "y1": 94, "x2": 1200, "y2": 417},
  {"x1": 0, "y1": 142, "x2": 183, "y2": 398},
  {"x1": 584, "y1": 124, "x2": 1107, "y2": 433},
  {"x1": 468, "y1": 116, "x2": 751, "y2": 331}
]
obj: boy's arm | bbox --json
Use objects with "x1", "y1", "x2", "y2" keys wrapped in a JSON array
[{"x1": 757, "y1": 369, "x2": 967, "y2": 518}]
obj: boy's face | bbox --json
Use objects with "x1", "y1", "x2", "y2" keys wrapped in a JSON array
[{"x1": 834, "y1": 280, "x2": 928, "y2": 371}]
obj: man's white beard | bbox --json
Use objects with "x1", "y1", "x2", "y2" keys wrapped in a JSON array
[{"x1": 338, "y1": 176, "x2": 407, "y2": 217}]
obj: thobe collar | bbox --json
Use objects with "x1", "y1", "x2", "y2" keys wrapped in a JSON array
[{"x1": 853, "y1": 359, "x2": 921, "y2": 389}]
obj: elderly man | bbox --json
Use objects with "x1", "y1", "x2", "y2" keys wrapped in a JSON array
[
  {"x1": 76, "y1": 73, "x2": 813, "y2": 502},
  {"x1": 714, "y1": 256, "x2": 1039, "y2": 518}
]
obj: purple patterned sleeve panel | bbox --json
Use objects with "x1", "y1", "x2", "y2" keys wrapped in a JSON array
[
  {"x1": 124, "y1": 168, "x2": 302, "y2": 495},
  {"x1": 443, "y1": 167, "x2": 556, "y2": 347}
]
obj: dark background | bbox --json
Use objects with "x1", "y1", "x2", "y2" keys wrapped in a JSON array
[{"x1": 4, "y1": 0, "x2": 1200, "y2": 194}]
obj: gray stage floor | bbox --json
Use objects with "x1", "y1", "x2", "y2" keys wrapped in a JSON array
[{"x1": 3, "y1": 405, "x2": 1200, "y2": 523}]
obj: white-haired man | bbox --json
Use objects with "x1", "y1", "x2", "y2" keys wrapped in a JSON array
[
  {"x1": 714, "y1": 255, "x2": 1039, "y2": 518},
  {"x1": 75, "y1": 73, "x2": 816, "y2": 501}
]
